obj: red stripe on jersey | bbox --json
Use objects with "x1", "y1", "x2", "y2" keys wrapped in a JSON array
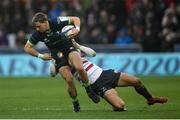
[
  {"x1": 83, "y1": 60, "x2": 88, "y2": 63},
  {"x1": 85, "y1": 64, "x2": 94, "y2": 71}
]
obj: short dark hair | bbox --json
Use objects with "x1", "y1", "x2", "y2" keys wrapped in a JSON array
[{"x1": 32, "y1": 12, "x2": 48, "y2": 25}]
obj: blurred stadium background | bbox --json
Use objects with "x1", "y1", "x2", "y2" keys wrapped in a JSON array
[{"x1": 0, "y1": 0, "x2": 180, "y2": 119}]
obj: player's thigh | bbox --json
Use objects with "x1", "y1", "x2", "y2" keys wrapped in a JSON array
[
  {"x1": 58, "y1": 65, "x2": 73, "y2": 82},
  {"x1": 118, "y1": 72, "x2": 140, "y2": 87},
  {"x1": 104, "y1": 89, "x2": 125, "y2": 108},
  {"x1": 68, "y1": 51, "x2": 83, "y2": 69}
]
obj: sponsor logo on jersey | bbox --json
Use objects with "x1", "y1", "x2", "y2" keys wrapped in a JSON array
[
  {"x1": 44, "y1": 38, "x2": 50, "y2": 42},
  {"x1": 101, "y1": 87, "x2": 107, "y2": 93},
  {"x1": 57, "y1": 17, "x2": 68, "y2": 24},
  {"x1": 57, "y1": 52, "x2": 63, "y2": 58},
  {"x1": 70, "y1": 47, "x2": 74, "y2": 50}
]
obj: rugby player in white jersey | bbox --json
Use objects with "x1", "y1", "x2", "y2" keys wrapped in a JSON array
[{"x1": 50, "y1": 40, "x2": 168, "y2": 111}]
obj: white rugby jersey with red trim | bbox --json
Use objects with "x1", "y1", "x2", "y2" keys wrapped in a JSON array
[{"x1": 74, "y1": 58, "x2": 103, "y2": 84}]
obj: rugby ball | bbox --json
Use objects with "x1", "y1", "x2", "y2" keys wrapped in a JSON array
[{"x1": 61, "y1": 25, "x2": 75, "y2": 33}]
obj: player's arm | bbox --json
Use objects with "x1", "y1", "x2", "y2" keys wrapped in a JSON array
[
  {"x1": 57, "y1": 16, "x2": 80, "y2": 39},
  {"x1": 24, "y1": 40, "x2": 51, "y2": 61},
  {"x1": 66, "y1": 17, "x2": 80, "y2": 39},
  {"x1": 71, "y1": 39, "x2": 96, "y2": 57},
  {"x1": 69, "y1": 17, "x2": 80, "y2": 31}
]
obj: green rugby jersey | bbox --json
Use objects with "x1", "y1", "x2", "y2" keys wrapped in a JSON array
[{"x1": 29, "y1": 17, "x2": 73, "y2": 51}]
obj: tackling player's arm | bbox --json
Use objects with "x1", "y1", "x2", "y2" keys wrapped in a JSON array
[{"x1": 71, "y1": 39, "x2": 96, "y2": 57}]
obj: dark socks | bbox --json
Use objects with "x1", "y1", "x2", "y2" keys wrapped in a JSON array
[
  {"x1": 71, "y1": 96, "x2": 78, "y2": 102},
  {"x1": 135, "y1": 85, "x2": 153, "y2": 100},
  {"x1": 82, "y1": 80, "x2": 89, "y2": 87},
  {"x1": 67, "y1": 90, "x2": 78, "y2": 102}
]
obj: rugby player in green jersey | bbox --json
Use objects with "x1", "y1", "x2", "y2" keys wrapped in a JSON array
[{"x1": 24, "y1": 12, "x2": 100, "y2": 112}]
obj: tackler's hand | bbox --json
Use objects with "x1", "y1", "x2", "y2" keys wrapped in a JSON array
[{"x1": 71, "y1": 39, "x2": 80, "y2": 49}]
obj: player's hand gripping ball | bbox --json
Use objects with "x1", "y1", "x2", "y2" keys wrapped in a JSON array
[
  {"x1": 62, "y1": 25, "x2": 79, "y2": 39},
  {"x1": 61, "y1": 25, "x2": 75, "y2": 33}
]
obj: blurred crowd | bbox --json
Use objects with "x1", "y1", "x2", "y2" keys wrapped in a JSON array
[{"x1": 0, "y1": 0, "x2": 180, "y2": 52}]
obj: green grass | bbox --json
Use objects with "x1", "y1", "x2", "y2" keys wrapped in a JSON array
[{"x1": 0, "y1": 76, "x2": 180, "y2": 119}]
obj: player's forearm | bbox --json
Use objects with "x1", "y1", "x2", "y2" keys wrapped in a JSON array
[
  {"x1": 71, "y1": 39, "x2": 96, "y2": 57},
  {"x1": 79, "y1": 45, "x2": 96, "y2": 57},
  {"x1": 24, "y1": 45, "x2": 39, "y2": 57},
  {"x1": 69, "y1": 17, "x2": 80, "y2": 30},
  {"x1": 24, "y1": 42, "x2": 51, "y2": 60}
]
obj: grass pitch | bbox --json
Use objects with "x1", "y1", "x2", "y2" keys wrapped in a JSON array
[{"x1": 0, "y1": 76, "x2": 180, "y2": 119}]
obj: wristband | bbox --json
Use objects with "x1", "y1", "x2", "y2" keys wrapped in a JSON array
[
  {"x1": 37, "y1": 53, "x2": 44, "y2": 59},
  {"x1": 75, "y1": 26, "x2": 80, "y2": 31}
]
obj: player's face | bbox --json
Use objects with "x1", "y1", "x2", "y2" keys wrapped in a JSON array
[{"x1": 34, "y1": 21, "x2": 49, "y2": 32}]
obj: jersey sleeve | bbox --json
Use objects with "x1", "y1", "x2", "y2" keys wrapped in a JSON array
[
  {"x1": 57, "y1": 16, "x2": 71, "y2": 26},
  {"x1": 28, "y1": 32, "x2": 41, "y2": 46}
]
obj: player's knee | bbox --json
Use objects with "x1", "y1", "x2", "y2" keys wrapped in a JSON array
[
  {"x1": 76, "y1": 68, "x2": 86, "y2": 75},
  {"x1": 133, "y1": 77, "x2": 142, "y2": 86},
  {"x1": 75, "y1": 65, "x2": 84, "y2": 71},
  {"x1": 136, "y1": 79, "x2": 142, "y2": 86}
]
